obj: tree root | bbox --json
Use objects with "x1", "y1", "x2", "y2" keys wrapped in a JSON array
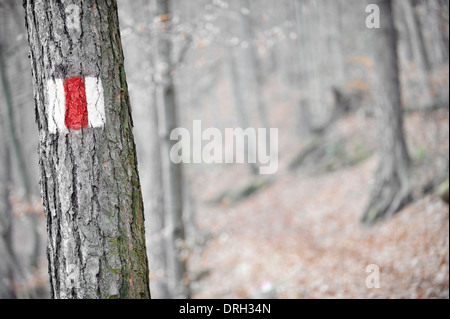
[
  {"x1": 362, "y1": 172, "x2": 448, "y2": 226},
  {"x1": 211, "y1": 176, "x2": 274, "y2": 206},
  {"x1": 362, "y1": 179, "x2": 413, "y2": 226}
]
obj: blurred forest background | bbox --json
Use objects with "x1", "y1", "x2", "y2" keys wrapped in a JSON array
[{"x1": 0, "y1": 0, "x2": 449, "y2": 299}]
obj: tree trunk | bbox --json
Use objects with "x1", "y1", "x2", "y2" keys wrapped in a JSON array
[
  {"x1": 400, "y1": 0, "x2": 433, "y2": 106},
  {"x1": 117, "y1": 0, "x2": 170, "y2": 300},
  {"x1": 362, "y1": 0, "x2": 411, "y2": 225},
  {"x1": 1, "y1": 38, "x2": 42, "y2": 273},
  {"x1": 329, "y1": 0, "x2": 346, "y2": 91},
  {"x1": 23, "y1": 0, "x2": 150, "y2": 299},
  {"x1": 307, "y1": 0, "x2": 327, "y2": 125},
  {"x1": 294, "y1": 0, "x2": 315, "y2": 138},
  {"x1": 436, "y1": 0, "x2": 450, "y2": 63},
  {"x1": 273, "y1": 1, "x2": 291, "y2": 101},
  {"x1": 226, "y1": 45, "x2": 259, "y2": 176},
  {"x1": 0, "y1": 42, "x2": 32, "y2": 200},
  {"x1": 147, "y1": 80, "x2": 170, "y2": 300},
  {"x1": 239, "y1": 0, "x2": 270, "y2": 131},
  {"x1": 0, "y1": 118, "x2": 16, "y2": 299},
  {"x1": 154, "y1": 0, "x2": 189, "y2": 299}
]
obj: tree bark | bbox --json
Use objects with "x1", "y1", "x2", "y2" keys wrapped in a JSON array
[
  {"x1": 154, "y1": 0, "x2": 189, "y2": 299},
  {"x1": 362, "y1": 0, "x2": 411, "y2": 225},
  {"x1": 23, "y1": 0, "x2": 150, "y2": 299}
]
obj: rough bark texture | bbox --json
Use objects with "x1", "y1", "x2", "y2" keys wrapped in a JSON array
[
  {"x1": 154, "y1": 0, "x2": 189, "y2": 299},
  {"x1": 362, "y1": 0, "x2": 411, "y2": 225},
  {"x1": 23, "y1": 0, "x2": 150, "y2": 299}
]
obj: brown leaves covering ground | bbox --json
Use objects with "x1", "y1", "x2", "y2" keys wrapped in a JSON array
[{"x1": 189, "y1": 107, "x2": 449, "y2": 299}]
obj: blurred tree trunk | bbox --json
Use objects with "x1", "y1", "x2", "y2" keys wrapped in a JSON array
[
  {"x1": 1, "y1": 3, "x2": 43, "y2": 297},
  {"x1": 314, "y1": 0, "x2": 329, "y2": 119},
  {"x1": 23, "y1": 0, "x2": 150, "y2": 299},
  {"x1": 183, "y1": 174, "x2": 201, "y2": 248},
  {"x1": 238, "y1": 0, "x2": 270, "y2": 130},
  {"x1": 273, "y1": 1, "x2": 291, "y2": 101},
  {"x1": 147, "y1": 81, "x2": 170, "y2": 299},
  {"x1": 220, "y1": 3, "x2": 259, "y2": 175},
  {"x1": 294, "y1": 0, "x2": 314, "y2": 137},
  {"x1": 424, "y1": 0, "x2": 449, "y2": 101},
  {"x1": 154, "y1": 0, "x2": 189, "y2": 299},
  {"x1": 329, "y1": 0, "x2": 346, "y2": 91},
  {"x1": 118, "y1": 0, "x2": 171, "y2": 300},
  {"x1": 400, "y1": 0, "x2": 433, "y2": 106},
  {"x1": 226, "y1": 45, "x2": 259, "y2": 176},
  {"x1": 362, "y1": 0, "x2": 411, "y2": 225},
  {"x1": 423, "y1": 0, "x2": 446, "y2": 66},
  {"x1": 0, "y1": 118, "x2": 16, "y2": 299},
  {"x1": 307, "y1": 0, "x2": 326, "y2": 125},
  {"x1": 1, "y1": 42, "x2": 41, "y2": 273},
  {"x1": 2, "y1": 36, "x2": 41, "y2": 281},
  {"x1": 436, "y1": 0, "x2": 449, "y2": 63},
  {"x1": 396, "y1": 2, "x2": 415, "y2": 64},
  {"x1": 0, "y1": 43, "x2": 32, "y2": 204}
]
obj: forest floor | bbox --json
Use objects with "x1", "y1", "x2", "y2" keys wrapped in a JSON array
[{"x1": 189, "y1": 105, "x2": 449, "y2": 299}]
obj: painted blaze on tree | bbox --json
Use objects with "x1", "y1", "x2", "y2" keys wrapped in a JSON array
[
  {"x1": 47, "y1": 75, "x2": 106, "y2": 133},
  {"x1": 23, "y1": 0, "x2": 150, "y2": 298}
]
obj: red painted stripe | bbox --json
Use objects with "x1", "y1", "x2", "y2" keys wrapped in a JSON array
[{"x1": 64, "y1": 76, "x2": 88, "y2": 130}]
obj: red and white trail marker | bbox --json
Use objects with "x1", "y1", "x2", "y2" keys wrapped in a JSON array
[{"x1": 46, "y1": 76, "x2": 106, "y2": 134}]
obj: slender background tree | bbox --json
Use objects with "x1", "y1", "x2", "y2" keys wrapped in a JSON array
[{"x1": 154, "y1": 0, "x2": 189, "y2": 299}]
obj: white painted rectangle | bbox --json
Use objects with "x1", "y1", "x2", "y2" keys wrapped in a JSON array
[
  {"x1": 46, "y1": 78, "x2": 68, "y2": 134},
  {"x1": 85, "y1": 77, "x2": 106, "y2": 129}
]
